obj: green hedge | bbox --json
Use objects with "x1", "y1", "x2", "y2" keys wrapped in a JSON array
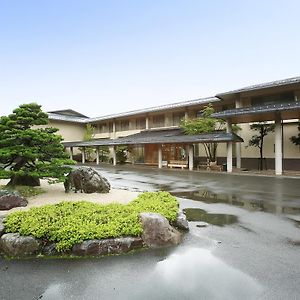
[{"x1": 3, "y1": 191, "x2": 179, "y2": 252}]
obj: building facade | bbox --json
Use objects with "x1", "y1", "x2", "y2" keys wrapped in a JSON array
[{"x1": 48, "y1": 76, "x2": 300, "y2": 175}]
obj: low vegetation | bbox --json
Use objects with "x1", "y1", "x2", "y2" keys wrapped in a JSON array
[
  {"x1": 0, "y1": 185, "x2": 44, "y2": 198},
  {"x1": 3, "y1": 191, "x2": 179, "y2": 251}
]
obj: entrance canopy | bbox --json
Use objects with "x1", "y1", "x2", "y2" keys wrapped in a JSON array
[
  {"x1": 63, "y1": 128, "x2": 243, "y2": 148},
  {"x1": 212, "y1": 101, "x2": 300, "y2": 123}
]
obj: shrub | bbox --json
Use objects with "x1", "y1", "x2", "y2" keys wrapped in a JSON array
[
  {"x1": 3, "y1": 192, "x2": 179, "y2": 252},
  {"x1": 129, "y1": 191, "x2": 179, "y2": 222}
]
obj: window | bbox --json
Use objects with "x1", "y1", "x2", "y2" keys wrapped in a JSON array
[
  {"x1": 136, "y1": 117, "x2": 146, "y2": 129},
  {"x1": 172, "y1": 112, "x2": 185, "y2": 126},
  {"x1": 109, "y1": 122, "x2": 114, "y2": 133},
  {"x1": 98, "y1": 123, "x2": 108, "y2": 133},
  {"x1": 116, "y1": 120, "x2": 129, "y2": 131},
  {"x1": 152, "y1": 114, "x2": 165, "y2": 128},
  {"x1": 251, "y1": 92, "x2": 294, "y2": 106}
]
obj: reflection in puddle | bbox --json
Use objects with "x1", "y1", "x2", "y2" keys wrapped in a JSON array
[
  {"x1": 40, "y1": 248, "x2": 263, "y2": 300},
  {"x1": 183, "y1": 208, "x2": 238, "y2": 226},
  {"x1": 174, "y1": 190, "x2": 300, "y2": 215}
]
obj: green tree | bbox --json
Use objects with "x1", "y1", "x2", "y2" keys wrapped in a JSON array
[
  {"x1": 0, "y1": 103, "x2": 74, "y2": 186},
  {"x1": 290, "y1": 121, "x2": 300, "y2": 146},
  {"x1": 180, "y1": 104, "x2": 225, "y2": 162},
  {"x1": 80, "y1": 124, "x2": 95, "y2": 162},
  {"x1": 248, "y1": 122, "x2": 275, "y2": 170}
]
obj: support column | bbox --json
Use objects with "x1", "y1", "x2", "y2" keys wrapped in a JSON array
[
  {"x1": 226, "y1": 120, "x2": 233, "y2": 173},
  {"x1": 158, "y1": 144, "x2": 162, "y2": 169},
  {"x1": 112, "y1": 146, "x2": 117, "y2": 166},
  {"x1": 82, "y1": 147, "x2": 85, "y2": 164},
  {"x1": 113, "y1": 121, "x2": 116, "y2": 138},
  {"x1": 188, "y1": 144, "x2": 194, "y2": 171},
  {"x1": 70, "y1": 147, "x2": 73, "y2": 160},
  {"x1": 275, "y1": 113, "x2": 283, "y2": 175},
  {"x1": 146, "y1": 117, "x2": 149, "y2": 130},
  {"x1": 96, "y1": 147, "x2": 100, "y2": 165},
  {"x1": 236, "y1": 143, "x2": 241, "y2": 169},
  {"x1": 185, "y1": 111, "x2": 189, "y2": 120}
]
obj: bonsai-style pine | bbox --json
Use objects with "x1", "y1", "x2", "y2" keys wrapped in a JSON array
[{"x1": 0, "y1": 103, "x2": 74, "y2": 186}]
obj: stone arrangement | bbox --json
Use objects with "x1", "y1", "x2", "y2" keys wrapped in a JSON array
[{"x1": 0, "y1": 211, "x2": 188, "y2": 258}]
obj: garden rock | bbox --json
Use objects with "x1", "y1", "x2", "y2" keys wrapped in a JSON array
[
  {"x1": 64, "y1": 167, "x2": 110, "y2": 194},
  {"x1": 72, "y1": 237, "x2": 143, "y2": 256},
  {"x1": 0, "y1": 233, "x2": 40, "y2": 256},
  {"x1": 42, "y1": 243, "x2": 60, "y2": 256},
  {"x1": 0, "y1": 190, "x2": 28, "y2": 210},
  {"x1": 0, "y1": 217, "x2": 5, "y2": 237},
  {"x1": 140, "y1": 212, "x2": 182, "y2": 248},
  {"x1": 174, "y1": 211, "x2": 189, "y2": 231}
]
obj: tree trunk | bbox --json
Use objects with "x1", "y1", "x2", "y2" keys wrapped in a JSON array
[{"x1": 7, "y1": 175, "x2": 40, "y2": 187}]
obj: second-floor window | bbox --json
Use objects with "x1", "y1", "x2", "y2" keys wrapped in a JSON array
[
  {"x1": 173, "y1": 112, "x2": 185, "y2": 126},
  {"x1": 136, "y1": 117, "x2": 146, "y2": 129},
  {"x1": 116, "y1": 120, "x2": 130, "y2": 131},
  {"x1": 98, "y1": 123, "x2": 108, "y2": 133},
  {"x1": 152, "y1": 114, "x2": 165, "y2": 128}
]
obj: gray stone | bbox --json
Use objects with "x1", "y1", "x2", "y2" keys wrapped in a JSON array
[
  {"x1": 72, "y1": 237, "x2": 143, "y2": 256},
  {"x1": 65, "y1": 167, "x2": 110, "y2": 194},
  {"x1": 174, "y1": 211, "x2": 189, "y2": 231},
  {"x1": 0, "y1": 191, "x2": 28, "y2": 210},
  {"x1": 0, "y1": 233, "x2": 40, "y2": 256},
  {"x1": 42, "y1": 243, "x2": 60, "y2": 256},
  {"x1": 140, "y1": 212, "x2": 182, "y2": 248},
  {"x1": 0, "y1": 218, "x2": 5, "y2": 237}
]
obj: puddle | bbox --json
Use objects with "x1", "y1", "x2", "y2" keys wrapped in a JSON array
[
  {"x1": 175, "y1": 190, "x2": 300, "y2": 215},
  {"x1": 183, "y1": 208, "x2": 238, "y2": 226}
]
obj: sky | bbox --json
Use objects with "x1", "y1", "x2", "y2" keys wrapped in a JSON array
[{"x1": 1, "y1": 0, "x2": 300, "y2": 117}]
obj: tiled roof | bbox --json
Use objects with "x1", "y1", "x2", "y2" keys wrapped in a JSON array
[
  {"x1": 212, "y1": 101, "x2": 300, "y2": 119},
  {"x1": 63, "y1": 128, "x2": 243, "y2": 147},
  {"x1": 48, "y1": 113, "x2": 88, "y2": 123},
  {"x1": 48, "y1": 96, "x2": 219, "y2": 124},
  {"x1": 87, "y1": 97, "x2": 219, "y2": 123},
  {"x1": 216, "y1": 76, "x2": 300, "y2": 98}
]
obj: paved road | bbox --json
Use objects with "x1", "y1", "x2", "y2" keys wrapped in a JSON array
[{"x1": 0, "y1": 164, "x2": 299, "y2": 300}]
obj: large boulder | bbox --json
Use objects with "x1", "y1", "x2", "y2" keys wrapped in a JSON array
[
  {"x1": 140, "y1": 213, "x2": 182, "y2": 248},
  {"x1": 0, "y1": 190, "x2": 28, "y2": 210},
  {"x1": 72, "y1": 237, "x2": 143, "y2": 256},
  {"x1": 65, "y1": 167, "x2": 110, "y2": 194},
  {"x1": 0, "y1": 233, "x2": 40, "y2": 256}
]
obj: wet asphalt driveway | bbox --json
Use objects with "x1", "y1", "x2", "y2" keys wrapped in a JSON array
[{"x1": 0, "y1": 164, "x2": 300, "y2": 300}]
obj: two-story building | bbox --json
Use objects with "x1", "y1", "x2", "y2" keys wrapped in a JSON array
[{"x1": 48, "y1": 76, "x2": 300, "y2": 175}]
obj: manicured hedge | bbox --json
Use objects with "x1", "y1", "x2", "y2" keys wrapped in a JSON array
[{"x1": 3, "y1": 191, "x2": 179, "y2": 251}]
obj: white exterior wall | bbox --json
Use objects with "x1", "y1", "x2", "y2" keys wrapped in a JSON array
[{"x1": 48, "y1": 121, "x2": 85, "y2": 142}]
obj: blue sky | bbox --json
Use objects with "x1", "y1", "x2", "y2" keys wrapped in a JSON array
[{"x1": 1, "y1": 0, "x2": 300, "y2": 117}]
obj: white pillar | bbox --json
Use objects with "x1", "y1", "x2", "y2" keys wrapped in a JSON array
[
  {"x1": 275, "y1": 113, "x2": 283, "y2": 175},
  {"x1": 188, "y1": 144, "x2": 194, "y2": 171},
  {"x1": 112, "y1": 146, "x2": 117, "y2": 166},
  {"x1": 185, "y1": 111, "x2": 189, "y2": 120},
  {"x1": 96, "y1": 147, "x2": 100, "y2": 165},
  {"x1": 82, "y1": 147, "x2": 85, "y2": 164},
  {"x1": 236, "y1": 143, "x2": 241, "y2": 169},
  {"x1": 113, "y1": 121, "x2": 116, "y2": 138},
  {"x1": 158, "y1": 144, "x2": 162, "y2": 169},
  {"x1": 146, "y1": 117, "x2": 149, "y2": 130},
  {"x1": 226, "y1": 120, "x2": 233, "y2": 173},
  {"x1": 70, "y1": 147, "x2": 73, "y2": 160}
]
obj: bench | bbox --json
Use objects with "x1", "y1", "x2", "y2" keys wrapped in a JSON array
[{"x1": 168, "y1": 160, "x2": 188, "y2": 169}]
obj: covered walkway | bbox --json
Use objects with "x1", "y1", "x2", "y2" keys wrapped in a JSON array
[{"x1": 63, "y1": 128, "x2": 243, "y2": 171}]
